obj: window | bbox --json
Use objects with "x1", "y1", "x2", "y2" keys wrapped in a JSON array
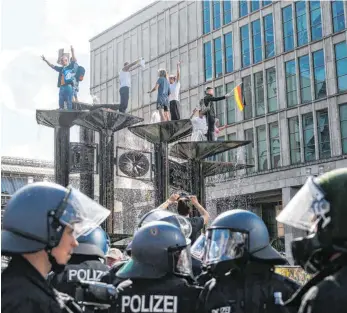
[
  {"x1": 289, "y1": 116, "x2": 301, "y2": 164},
  {"x1": 309, "y1": 1, "x2": 322, "y2": 41},
  {"x1": 266, "y1": 67, "x2": 277, "y2": 112},
  {"x1": 226, "y1": 82, "x2": 235, "y2": 124},
  {"x1": 285, "y1": 60, "x2": 297, "y2": 107},
  {"x1": 269, "y1": 122, "x2": 280, "y2": 168},
  {"x1": 313, "y1": 50, "x2": 326, "y2": 99},
  {"x1": 317, "y1": 110, "x2": 331, "y2": 159},
  {"x1": 340, "y1": 104, "x2": 347, "y2": 154},
  {"x1": 223, "y1": 0, "x2": 232, "y2": 25},
  {"x1": 262, "y1": 0, "x2": 271, "y2": 6},
  {"x1": 239, "y1": 0, "x2": 248, "y2": 18},
  {"x1": 213, "y1": 1, "x2": 221, "y2": 30},
  {"x1": 215, "y1": 86, "x2": 225, "y2": 126},
  {"x1": 214, "y1": 37, "x2": 222, "y2": 78},
  {"x1": 263, "y1": 13, "x2": 274, "y2": 59},
  {"x1": 228, "y1": 133, "x2": 237, "y2": 162},
  {"x1": 243, "y1": 75, "x2": 252, "y2": 120},
  {"x1": 224, "y1": 32, "x2": 233, "y2": 73},
  {"x1": 204, "y1": 42, "x2": 212, "y2": 81},
  {"x1": 298, "y1": 54, "x2": 312, "y2": 103},
  {"x1": 241, "y1": 24, "x2": 250, "y2": 68},
  {"x1": 203, "y1": 1, "x2": 211, "y2": 34},
  {"x1": 332, "y1": 1, "x2": 346, "y2": 33},
  {"x1": 254, "y1": 71, "x2": 265, "y2": 116},
  {"x1": 252, "y1": 19, "x2": 262, "y2": 64},
  {"x1": 303, "y1": 113, "x2": 315, "y2": 162},
  {"x1": 251, "y1": 0, "x2": 260, "y2": 12},
  {"x1": 295, "y1": 1, "x2": 308, "y2": 47},
  {"x1": 335, "y1": 42, "x2": 347, "y2": 92},
  {"x1": 257, "y1": 125, "x2": 268, "y2": 171},
  {"x1": 282, "y1": 6, "x2": 294, "y2": 52},
  {"x1": 245, "y1": 128, "x2": 255, "y2": 173}
]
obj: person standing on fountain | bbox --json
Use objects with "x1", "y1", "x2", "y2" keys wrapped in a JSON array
[
  {"x1": 200, "y1": 87, "x2": 231, "y2": 141},
  {"x1": 41, "y1": 45, "x2": 77, "y2": 110},
  {"x1": 119, "y1": 58, "x2": 142, "y2": 113},
  {"x1": 169, "y1": 61, "x2": 181, "y2": 120},
  {"x1": 148, "y1": 69, "x2": 171, "y2": 122},
  {"x1": 190, "y1": 108, "x2": 208, "y2": 141}
]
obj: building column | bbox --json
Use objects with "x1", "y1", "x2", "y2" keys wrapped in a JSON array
[{"x1": 282, "y1": 186, "x2": 306, "y2": 265}]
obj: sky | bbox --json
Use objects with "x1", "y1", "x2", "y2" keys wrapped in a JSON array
[{"x1": 0, "y1": 0, "x2": 156, "y2": 160}]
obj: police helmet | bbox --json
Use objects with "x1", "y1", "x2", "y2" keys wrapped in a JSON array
[
  {"x1": 138, "y1": 209, "x2": 192, "y2": 239},
  {"x1": 73, "y1": 226, "x2": 110, "y2": 259},
  {"x1": 117, "y1": 221, "x2": 192, "y2": 279},
  {"x1": 1, "y1": 182, "x2": 110, "y2": 257},
  {"x1": 277, "y1": 168, "x2": 347, "y2": 274},
  {"x1": 203, "y1": 209, "x2": 285, "y2": 272}
]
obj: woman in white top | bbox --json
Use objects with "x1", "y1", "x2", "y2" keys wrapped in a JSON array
[{"x1": 190, "y1": 108, "x2": 208, "y2": 141}]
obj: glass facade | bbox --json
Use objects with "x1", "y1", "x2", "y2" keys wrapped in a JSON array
[
  {"x1": 251, "y1": 0, "x2": 260, "y2": 12},
  {"x1": 214, "y1": 37, "x2": 222, "y2": 78},
  {"x1": 204, "y1": 41, "x2": 212, "y2": 81},
  {"x1": 239, "y1": 0, "x2": 248, "y2": 18},
  {"x1": 285, "y1": 60, "x2": 297, "y2": 107},
  {"x1": 263, "y1": 13, "x2": 274, "y2": 59},
  {"x1": 203, "y1": 1, "x2": 211, "y2": 34},
  {"x1": 266, "y1": 67, "x2": 277, "y2": 112},
  {"x1": 254, "y1": 71, "x2": 265, "y2": 116},
  {"x1": 332, "y1": 1, "x2": 345, "y2": 33},
  {"x1": 340, "y1": 104, "x2": 347, "y2": 154},
  {"x1": 289, "y1": 116, "x2": 301, "y2": 164},
  {"x1": 282, "y1": 5, "x2": 294, "y2": 52},
  {"x1": 243, "y1": 75, "x2": 252, "y2": 119},
  {"x1": 241, "y1": 24, "x2": 250, "y2": 68},
  {"x1": 245, "y1": 128, "x2": 255, "y2": 173},
  {"x1": 224, "y1": 32, "x2": 233, "y2": 73},
  {"x1": 317, "y1": 110, "x2": 331, "y2": 159},
  {"x1": 312, "y1": 49, "x2": 326, "y2": 99},
  {"x1": 252, "y1": 19, "x2": 262, "y2": 64},
  {"x1": 257, "y1": 125, "x2": 268, "y2": 171},
  {"x1": 269, "y1": 122, "x2": 280, "y2": 168},
  {"x1": 223, "y1": 0, "x2": 232, "y2": 25},
  {"x1": 303, "y1": 112, "x2": 315, "y2": 162},
  {"x1": 213, "y1": 1, "x2": 221, "y2": 30},
  {"x1": 295, "y1": 1, "x2": 308, "y2": 47},
  {"x1": 298, "y1": 54, "x2": 311, "y2": 103},
  {"x1": 215, "y1": 86, "x2": 225, "y2": 126},
  {"x1": 309, "y1": 1, "x2": 322, "y2": 41},
  {"x1": 226, "y1": 82, "x2": 235, "y2": 124},
  {"x1": 335, "y1": 41, "x2": 347, "y2": 93}
]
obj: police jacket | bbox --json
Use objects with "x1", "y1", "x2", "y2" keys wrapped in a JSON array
[
  {"x1": 101, "y1": 260, "x2": 128, "y2": 286},
  {"x1": 50, "y1": 258, "x2": 110, "y2": 297},
  {"x1": 114, "y1": 274, "x2": 202, "y2": 313},
  {"x1": 1, "y1": 256, "x2": 63, "y2": 313},
  {"x1": 200, "y1": 94, "x2": 226, "y2": 118},
  {"x1": 197, "y1": 263, "x2": 300, "y2": 313},
  {"x1": 285, "y1": 255, "x2": 347, "y2": 313}
]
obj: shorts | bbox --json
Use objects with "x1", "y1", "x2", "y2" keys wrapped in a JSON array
[{"x1": 157, "y1": 102, "x2": 169, "y2": 111}]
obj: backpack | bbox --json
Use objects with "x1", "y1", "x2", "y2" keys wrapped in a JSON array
[{"x1": 75, "y1": 66, "x2": 85, "y2": 82}]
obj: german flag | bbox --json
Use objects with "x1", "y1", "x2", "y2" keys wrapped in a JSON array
[{"x1": 234, "y1": 83, "x2": 245, "y2": 111}]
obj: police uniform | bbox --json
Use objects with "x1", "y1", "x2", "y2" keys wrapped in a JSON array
[
  {"x1": 114, "y1": 275, "x2": 202, "y2": 313},
  {"x1": 50, "y1": 260, "x2": 110, "y2": 297},
  {"x1": 2, "y1": 256, "x2": 63, "y2": 313},
  {"x1": 101, "y1": 260, "x2": 128, "y2": 286}
]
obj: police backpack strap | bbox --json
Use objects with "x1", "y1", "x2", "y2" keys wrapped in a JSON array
[{"x1": 54, "y1": 289, "x2": 83, "y2": 313}]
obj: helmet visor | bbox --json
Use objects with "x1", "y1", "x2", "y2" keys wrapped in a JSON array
[
  {"x1": 59, "y1": 187, "x2": 110, "y2": 239},
  {"x1": 172, "y1": 246, "x2": 193, "y2": 277},
  {"x1": 276, "y1": 176, "x2": 330, "y2": 232},
  {"x1": 204, "y1": 228, "x2": 248, "y2": 264},
  {"x1": 191, "y1": 234, "x2": 206, "y2": 261}
]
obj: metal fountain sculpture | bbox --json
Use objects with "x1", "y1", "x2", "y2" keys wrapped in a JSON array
[{"x1": 36, "y1": 102, "x2": 143, "y2": 233}]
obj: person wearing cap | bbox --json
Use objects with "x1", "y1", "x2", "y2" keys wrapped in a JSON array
[
  {"x1": 196, "y1": 209, "x2": 299, "y2": 313},
  {"x1": 1, "y1": 182, "x2": 109, "y2": 313},
  {"x1": 106, "y1": 248, "x2": 124, "y2": 267},
  {"x1": 169, "y1": 61, "x2": 181, "y2": 120},
  {"x1": 200, "y1": 87, "x2": 232, "y2": 141}
]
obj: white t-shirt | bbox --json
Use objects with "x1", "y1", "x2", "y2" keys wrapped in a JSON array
[
  {"x1": 169, "y1": 81, "x2": 181, "y2": 101},
  {"x1": 119, "y1": 70, "x2": 131, "y2": 88},
  {"x1": 191, "y1": 116, "x2": 208, "y2": 132}
]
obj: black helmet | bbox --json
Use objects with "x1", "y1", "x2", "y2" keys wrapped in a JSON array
[
  {"x1": 2, "y1": 182, "x2": 109, "y2": 258},
  {"x1": 203, "y1": 209, "x2": 285, "y2": 273},
  {"x1": 117, "y1": 221, "x2": 192, "y2": 279},
  {"x1": 277, "y1": 168, "x2": 347, "y2": 274},
  {"x1": 73, "y1": 227, "x2": 110, "y2": 259}
]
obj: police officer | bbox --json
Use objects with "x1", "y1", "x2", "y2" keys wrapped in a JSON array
[
  {"x1": 50, "y1": 226, "x2": 111, "y2": 297},
  {"x1": 277, "y1": 168, "x2": 347, "y2": 313},
  {"x1": 1, "y1": 182, "x2": 110, "y2": 313},
  {"x1": 113, "y1": 221, "x2": 202, "y2": 313},
  {"x1": 197, "y1": 209, "x2": 299, "y2": 313}
]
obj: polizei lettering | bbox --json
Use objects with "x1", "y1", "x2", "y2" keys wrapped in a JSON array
[
  {"x1": 67, "y1": 269, "x2": 105, "y2": 282},
  {"x1": 121, "y1": 295, "x2": 178, "y2": 313}
]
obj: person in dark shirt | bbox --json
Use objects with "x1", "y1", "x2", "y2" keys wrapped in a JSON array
[
  {"x1": 200, "y1": 86, "x2": 232, "y2": 141},
  {"x1": 159, "y1": 193, "x2": 210, "y2": 244}
]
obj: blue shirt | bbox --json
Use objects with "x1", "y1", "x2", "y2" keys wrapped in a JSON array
[
  {"x1": 156, "y1": 77, "x2": 170, "y2": 106},
  {"x1": 53, "y1": 61, "x2": 76, "y2": 87}
]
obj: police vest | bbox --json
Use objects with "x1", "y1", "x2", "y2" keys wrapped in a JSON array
[
  {"x1": 67, "y1": 268, "x2": 106, "y2": 282},
  {"x1": 120, "y1": 294, "x2": 178, "y2": 313}
]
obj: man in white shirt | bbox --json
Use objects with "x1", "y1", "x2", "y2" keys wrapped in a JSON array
[
  {"x1": 190, "y1": 108, "x2": 208, "y2": 141},
  {"x1": 119, "y1": 59, "x2": 142, "y2": 113},
  {"x1": 169, "y1": 61, "x2": 181, "y2": 120}
]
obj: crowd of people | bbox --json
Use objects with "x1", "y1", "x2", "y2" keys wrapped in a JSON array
[{"x1": 2, "y1": 168, "x2": 347, "y2": 313}]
